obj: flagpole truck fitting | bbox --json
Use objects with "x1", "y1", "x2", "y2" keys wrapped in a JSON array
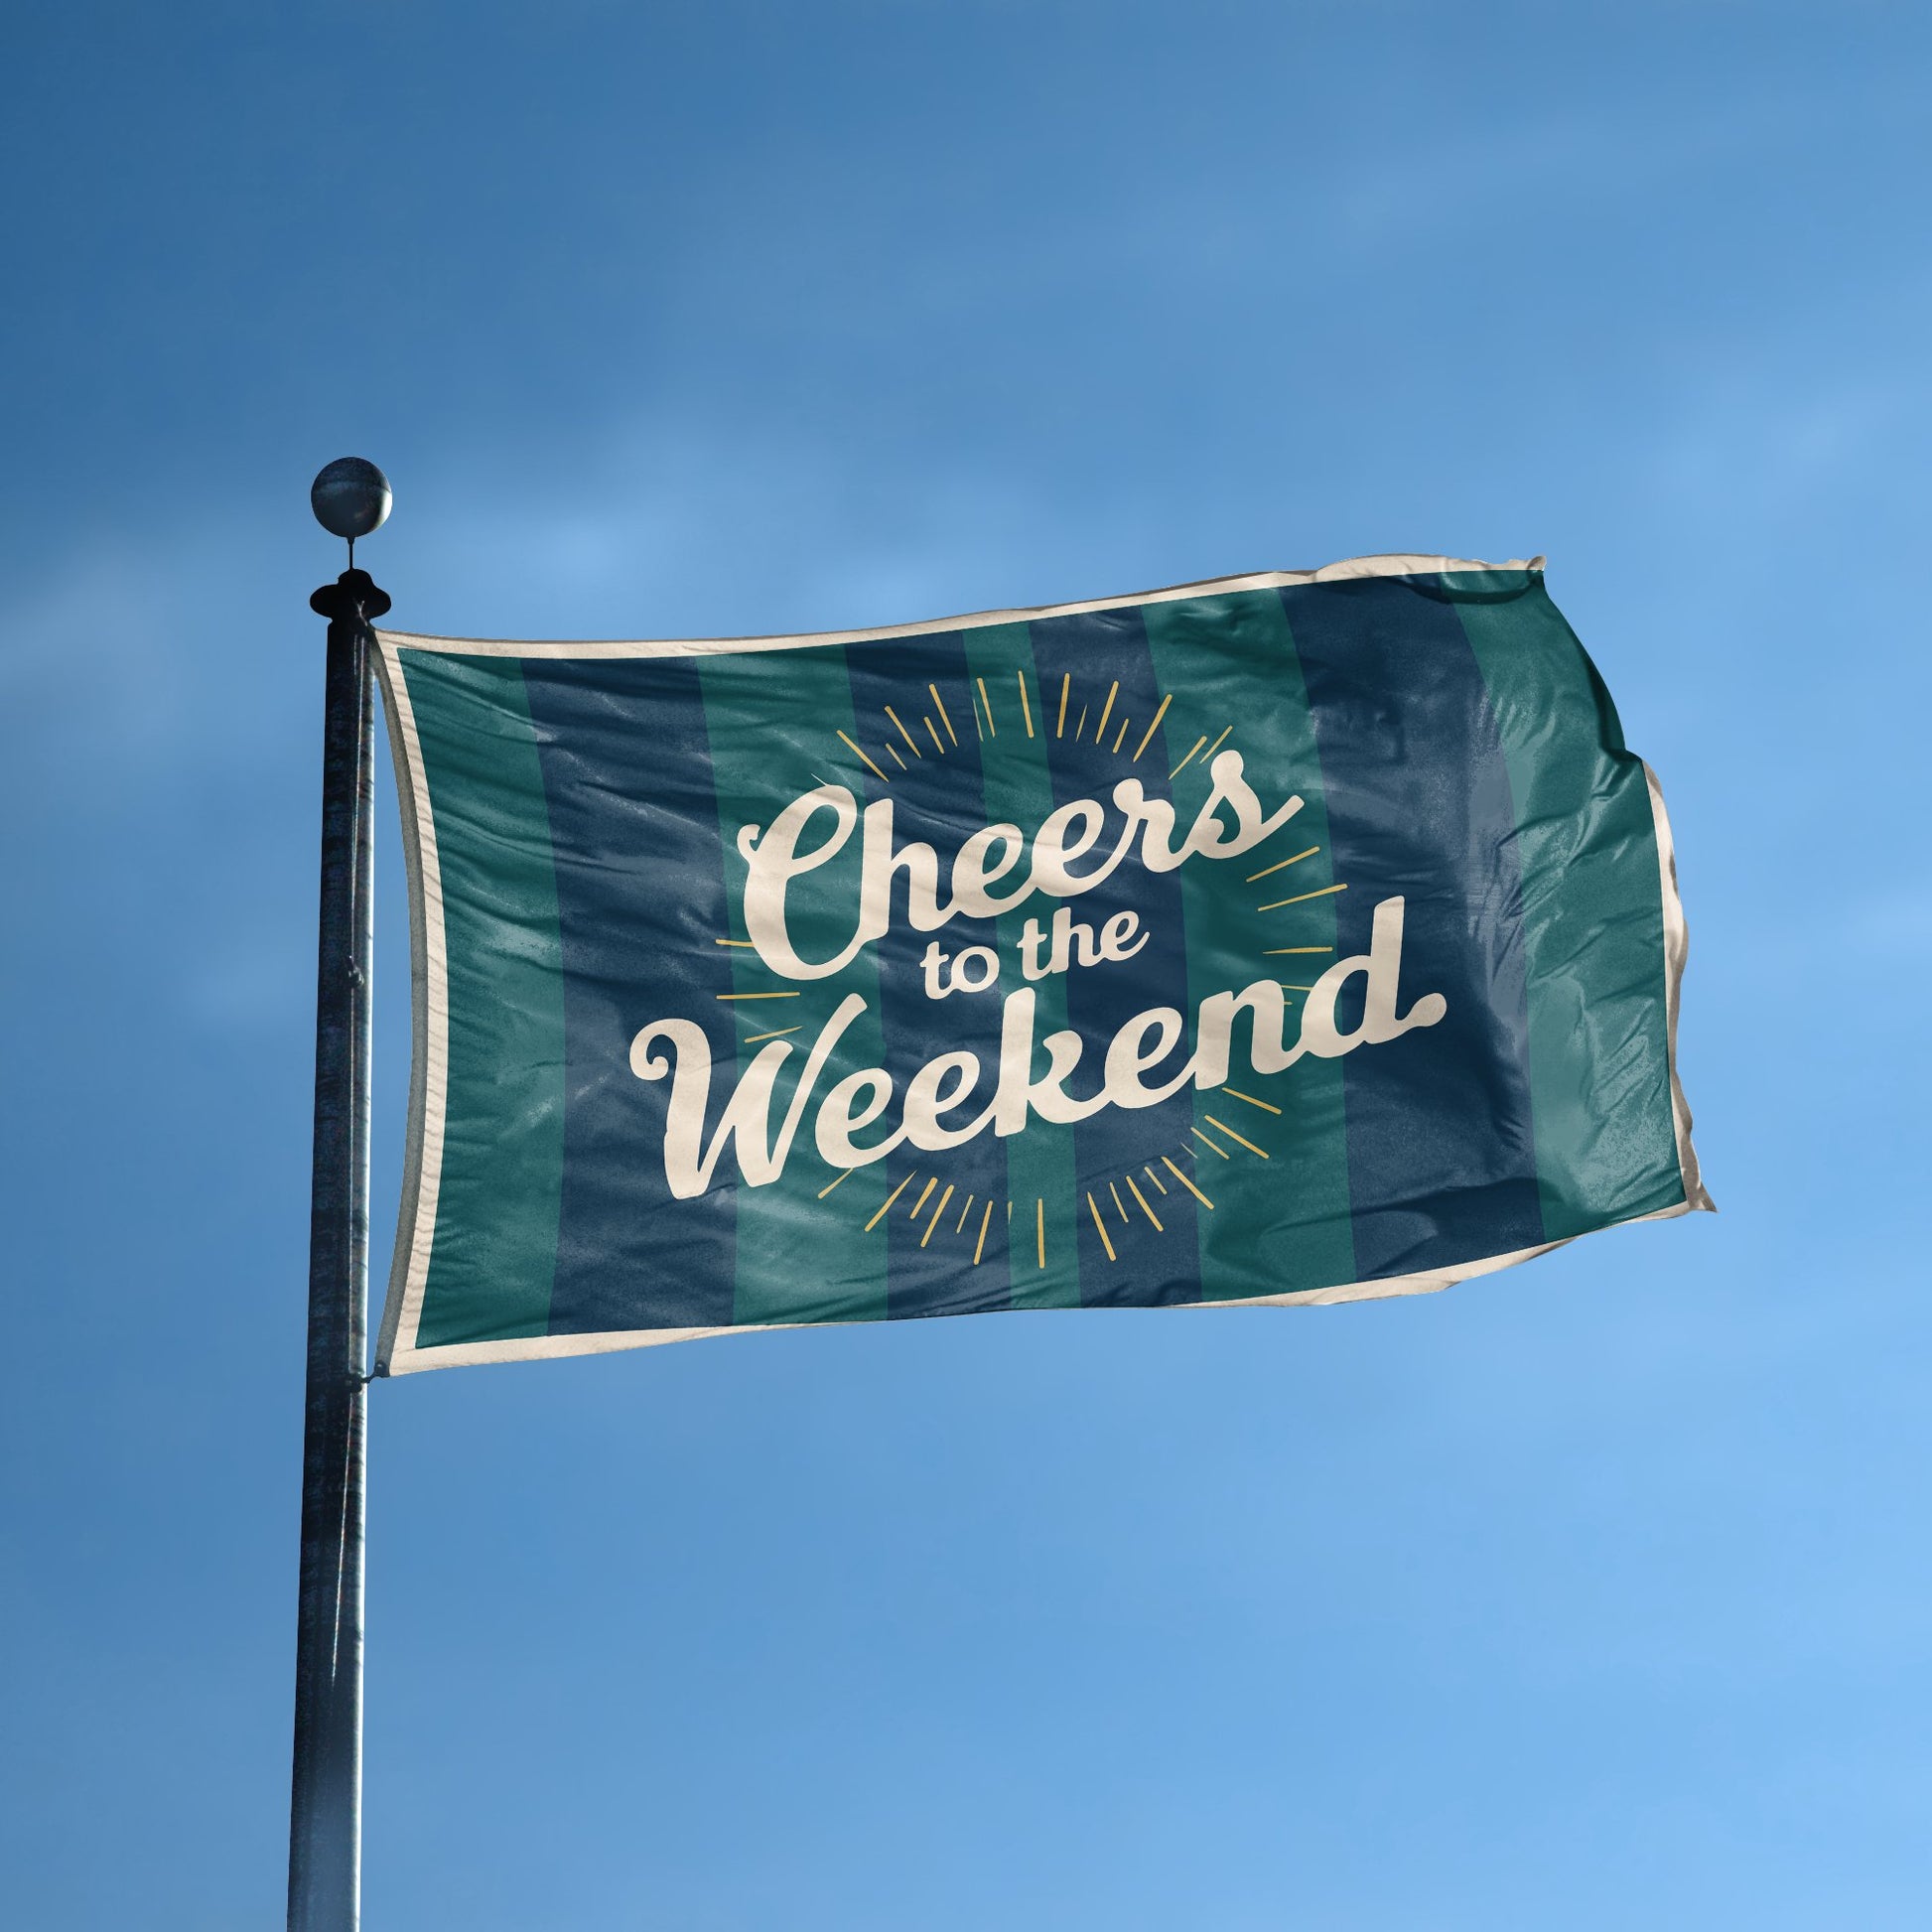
[{"x1": 289, "y1": 458, "x2": 390, "y2": 1932}]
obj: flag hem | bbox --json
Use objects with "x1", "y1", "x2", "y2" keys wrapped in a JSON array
[
  {"x1": 372, "y1": 554, "x2": 1547, "y2": 661},
  {"x1": 1645, "y1": 759, "x2": 1713, "y2": 1214},
  {"x1": 372, "y1": 640, "x2": 452, "y2": 1375}
]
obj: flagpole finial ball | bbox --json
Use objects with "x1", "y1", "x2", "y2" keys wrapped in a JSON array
[{"x1": 310, "y1": 458, "x2": 392, "y2": 541}]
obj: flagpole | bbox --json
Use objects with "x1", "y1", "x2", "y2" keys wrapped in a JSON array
[{"x1": 290, "y1": 461, "x2": 391, "y2": 1932}]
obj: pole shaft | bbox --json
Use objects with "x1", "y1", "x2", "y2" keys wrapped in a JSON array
[{"x1": 289, "y1": 576, "x2": 379, "y2": 1932}]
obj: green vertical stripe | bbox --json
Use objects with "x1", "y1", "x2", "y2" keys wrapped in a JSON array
[
  {"x1": 1448, "y1": 573, "x2": 1683, "y2": 1236},
  {"x1": 962, "y1": 624, "x2": 1082, "y2": 1307},
  {"x1": 402, "y1": 650, "x2": 565, "y2": 1346},
  {"x1": 698, "y1": 643, "x2": 892, "y2": 1326},
  {"x1": 1145, "y1": 594, "x2": 1357, "y2": 1300}
]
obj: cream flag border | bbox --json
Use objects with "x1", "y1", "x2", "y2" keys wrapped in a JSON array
[{"x1": 371, "y1": 554, "x2": 1709, "y2": 1376}]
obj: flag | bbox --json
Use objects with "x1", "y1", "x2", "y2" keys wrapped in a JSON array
[{"x1": 371, "y1": 555, "x2": 1708, "y2": 1375}]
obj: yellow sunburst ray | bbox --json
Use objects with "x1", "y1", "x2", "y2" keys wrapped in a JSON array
[
  {"x1": 1086, "y1": 1191, "x2": 1118, "y2": 1262},
  {"x1": 865, "y1": 1173, "x2": 916, "y2": 1232},
  {"x1": 1258, "y1": 882, "x2": 1347, "y2": 912},
  {"x1": 1124, "y1": 1174, "x2": 1164, "y2": 1231},
  {"x1": 1203, "y1": 1114, "x2": 1269, "y2": 1159},
  {"x1": 1162, "y1": 1156, "x2": 1213, "y2": 1209},
  {"x1": 921, "y1": 1182, "x2": 955, "y2": 1247},
  {"x1": 884, "y1": 705, "x2": 923, "y2": 758},
  {"x1": 1245, "y1": 845, "x2": 1320, "y2": 883},
  {"x1": 836, "y1": 729, "x2": 890, "y2": 783},
  {"x1": 1221, "y1": 1087, "x2": 1282, "y2": 1115},
  {"x1": 1133, "y1": 692, "x2": 1172, "y2": 761}
]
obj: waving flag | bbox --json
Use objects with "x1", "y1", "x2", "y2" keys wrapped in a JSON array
[{"x1": 371, "y1": 556, "x2": 1707, "y2": 1374}]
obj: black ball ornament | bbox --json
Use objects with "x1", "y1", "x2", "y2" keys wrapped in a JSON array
[{"x1": 310, "y1": 458, "x2": 393, "y2": 542}]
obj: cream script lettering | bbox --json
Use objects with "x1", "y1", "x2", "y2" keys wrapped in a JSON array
[
  {"x1": 732, "y1": 753, "x2": 1301, "y2": 981},
  {"x1": 631, "y1": 897, "x2": 1447, "y2": 1198}
]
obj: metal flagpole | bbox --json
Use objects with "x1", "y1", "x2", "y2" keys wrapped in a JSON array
[{"x1": 290, "y1": 459, "x2": 392, "y2": 1932}]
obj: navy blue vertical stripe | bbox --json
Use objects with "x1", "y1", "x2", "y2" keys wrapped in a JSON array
[
  {"x1": 1026, "y1": 611, "x2": 1201, "y2": 1307},
  {"x1": 522, "y1": 657, "x2": 740, "y2": 1333},
  {"x1": 1281, "y1": 579, "x2": 1544, "y2": 1278},
  {"x1": 841, "y1": 635, "x2": 1015, "y2": 1319}
]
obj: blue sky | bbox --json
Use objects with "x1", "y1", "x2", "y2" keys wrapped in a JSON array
[{"x1": 4, "y1": 3, "x2": 1930, "y2": 1925}]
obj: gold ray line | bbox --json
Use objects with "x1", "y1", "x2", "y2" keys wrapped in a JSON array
[
  {"x1": 1056, "y1": 672, "x2": 1071, "y2": 737},
  {"x1": 818, "y1": 1168, "x2": 856, "y2": 1198},
  {"x1": 921, "y1": 1182, "x2": 955, "y2": 1247},
  {"x1": 976, "y1": 675, "x2": 997, "y2": 737},
  {"x1": 924, "y1": 716, "x2": 945, "y2": 756},
  {"x1": 957, "y1": 1192, "x2": 975, "y2": 1234},
  {"x1": 1143, "y1": 1164, "x2": 1169, "y2": 1195},
  {"x1": 716, "y1": 990, "x2": 799, "y2": 1001},
  {"x1": 974, "y1": 1198, "x2": 993, "y2": 1265},
  {"x1": 1112, "y1": 717, "x2": 1130, "y2": 754},
  {"x1": 1125, "y1": 1174, "x2": 1164, "y2": 1231},
  {"x1": 715, "y1": 938, "x2": 757, "y2": 947},
  {"x1": 1264, "y1": 946, "x2": 1334, "y2": 956},
  {"x1": 1133, "y1": 692, "x2": 1173, "y2": 760},
  {"x1": 1086, "y1": 1191, "x2": 1118, "y2": 1262},
  {"x1": 1204, "y1": 725, "x2": 1233, "y2": 759},
  {"x1": 1108, "y1": 1181, "x2": 1130, "y2": 1224},
  {"x1": 889, "y1": 744, "x2": 907, "y2": 769},
  {"x1": 836, "y1": 729, "x2": 890, "y2": 783},
  {"x1": 884, "y1": 706, "x2": 922, "y2": 758},
  {"x1": 1095, "y1": 680, "x2": 1119, "y2": 743},
  {"x1": 1192, "y1": 1126, "x2": 1232, "y2": 1160},
  {"x1": 1170, "y1": 735, "x2": 1207, "y2": 778},
  {"x1": 1017, "y1": 671, "x2": 1035, "y2": 737},
  {"x1": 865, "y1": 1173, "x2": 916, "y2": 1231},
  {"x1": 910, "y1": 1175, "x2": 937, "y2": 1218},
  {"x1": 1258, "y1": 883, "x2": 1347, "y2": 912},
  {"x1": 1204, "y1": 1114, "x2": 1270, "y2": 1159},
  {"x1": 1074, "y1": 704, "x2": 1087, "y2": 740},
  {"x1": 928, "y1": 682, "x2": 958, "y2": 746},
  {"x1": 1008, "y1": 1199, "x2": 1014, "y2": 1220},
  {"x1": 1245, "y1": 846, "x2": 1320, "y2": 883},
  {"x1": 1163, "y1": 1156, "x2": 1213, "y2": 1209},
  {"x1": 742, "y1": 1027, "x2": 801, "y2": 1044},
  {"x1": 1035, "y1": 1197, "x2": 1045, "y2": 1268},
  {"x1": 1221, "y1": 1087, "x2": 1283, "y2": 1116}
]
